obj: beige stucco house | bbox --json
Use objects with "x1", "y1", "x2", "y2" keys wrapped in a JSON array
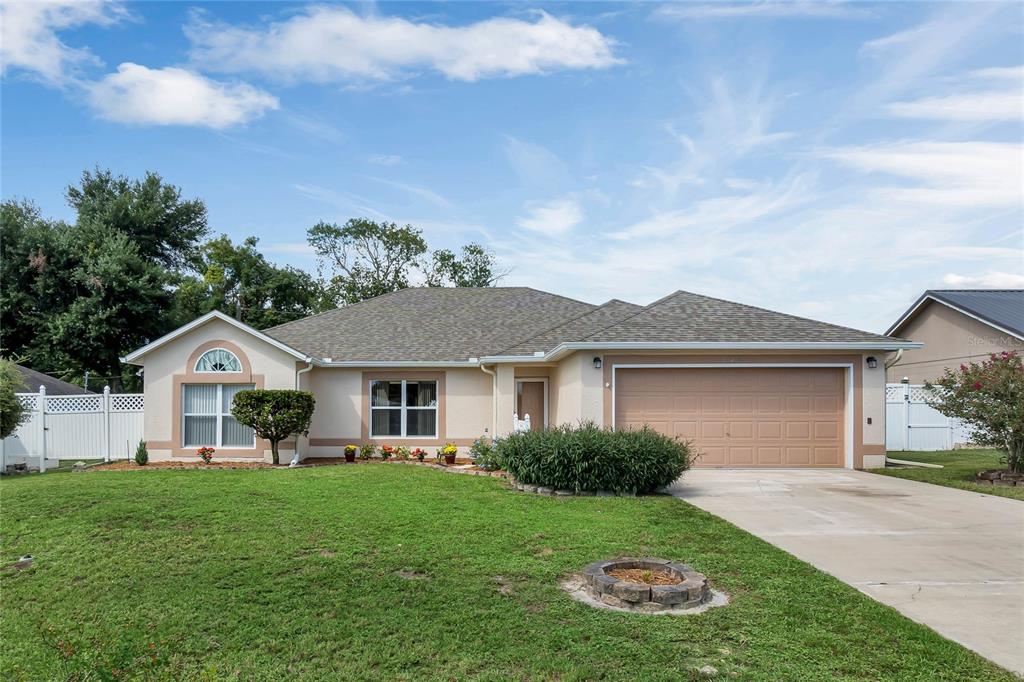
[
  {"x1": 885, "y1": 289, "x2": 1024, "y2": 384},
  {"x1": 124, "y1": 288, "x2": 920, "y2": 470}
]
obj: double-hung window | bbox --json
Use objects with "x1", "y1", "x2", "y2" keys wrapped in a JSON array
[
  {"x1": 182, "y1": 384, "x2": 255, "y2": 448},
  {"x1": 370, "y1": 380, "x2": 438, "y2": 438}
]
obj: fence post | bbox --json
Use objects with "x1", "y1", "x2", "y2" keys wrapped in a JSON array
[
  {"x1": 902, "y1": 383, "x2": 911, "y2": 451},
  {"x1": 103, "y1": 385, "x2": 111, "y2": 462},
  {"x1": 37, "y1": 385, "x2": 47, "y2": 472}
]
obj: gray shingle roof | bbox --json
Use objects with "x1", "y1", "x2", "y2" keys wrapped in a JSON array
[
  {"x1": 582, "y1": 290, "x2": 902, "y2": 344},
  {"x1": 14, "y1": 364, "x2": 94, "y2": 395},
  {"x1": 890, "y1": 289, "x2": 1023, "y2": 338},
  {"x1": 500, "y1": 299, "x2": 643, "y2": 355},
  {"x1": 262, "y1": 287, "x2": 907, "y2": 362},
  {"x1": 264, "y1": 287, "x2": 595, "y2": 361}
]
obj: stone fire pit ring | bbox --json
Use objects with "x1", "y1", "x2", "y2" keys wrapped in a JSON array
[{"x1": 581, "y1": 557, "x2": 711, "y2": 612}]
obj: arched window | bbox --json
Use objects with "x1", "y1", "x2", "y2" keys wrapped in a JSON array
[{"x1": 194, "y1": 348, "x2": 242, "y2": 373}]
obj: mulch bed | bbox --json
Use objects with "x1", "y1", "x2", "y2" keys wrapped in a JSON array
[
  {"x1": 92, "y1": 461, "x2": 275, "y2": 471},
  {"x1": 606, "y1": 568, "x2": 683, "y2": 585}
]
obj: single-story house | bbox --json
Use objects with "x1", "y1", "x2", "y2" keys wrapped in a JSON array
[
  {"x1": 885, "y1": 289, "x2": 1023, "y2": 383},
  {"x1": 14, "y1": 364, "x2": 94, "y2": 395},
  {"x1": 124, "y1": 287, "x2": 920, "y2": 469}
]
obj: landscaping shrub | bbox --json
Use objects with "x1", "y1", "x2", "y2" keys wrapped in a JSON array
[
  {"x1": 0, "y1": 358, "x2": 28, "y2": 440},
  {"x1": 498, "y1": 421, "x2": 691, "y2": 493},
  {"x1": 134, "y1": 440, "x2": 148, "y2": 466},
  {"x1": 470, "y1": 436, "x2": 504, "y2": 471},
  {"x1": 231, "y1": 389, "x2": 315, "y2": 465},
  {"x1": 358, "y1": 443, "x2": 377, "y2": 460}
]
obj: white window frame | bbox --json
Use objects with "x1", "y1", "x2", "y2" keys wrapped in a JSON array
[
  {"x1": 182, "y1": 383, "x2": 256, "y2": 449},
  {"x1": 194, "y1": 348, "x2": 244, "y2": 374},
  {"x1": 369, "y1": 379, "x2": 438, "y2": 439}
]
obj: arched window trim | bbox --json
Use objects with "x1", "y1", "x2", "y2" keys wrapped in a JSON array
[{"x1": 194, "y1": 347, "x2": 243, "y2": 374}]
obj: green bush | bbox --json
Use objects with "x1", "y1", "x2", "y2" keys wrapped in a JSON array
[
  {"x1": 0, "y1": 359, "x2": 28, "y2": 440},
  {"x1": 470, "y1": 436, "x2": 504, "y2": 471},
  {"x1": 498, "y1": 422, "x2": 691, "y2": 493},
  {"x1": 134, "y1": 439, "x2": 149, "y2": 466}
]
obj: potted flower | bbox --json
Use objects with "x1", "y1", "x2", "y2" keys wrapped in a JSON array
[
  {"x1": 412, "y1": 447, "x2": 426, "y2": 462},
  {"x1": 197, "y1": 446, "x2": 215, "y2": 464},
  {"x1": 359, "y1": 443, "x2": 377, "y2": 460},
  {"x1": 344, "y1": 444, "x2": 358, "y2": 463},
  {"x1": 439, "y1": 443, "x2": 458, "y2": 465},
  {"x1": 381, "y1": 444, "x2": 394, "y2": 460},
  {"x1": 395, "y1": 445, "x2": 411, "y2": 461}
]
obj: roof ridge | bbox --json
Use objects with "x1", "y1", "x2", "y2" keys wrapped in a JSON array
[
  {"x1": 263, "y1": 287, "x2": 411, "y2": 334},
  {"x1": 492, "y1": 298, "x2": 620, "y2": 355},
  {"x1": 929, "y1": 288, "x2": 1024, "y2": 293},
  {"x1": 672, "y1": 289, "x2": 896, "y2": 338},
  {"x1": 578, "y1": 290, "x2": 688, "y2": 342}
]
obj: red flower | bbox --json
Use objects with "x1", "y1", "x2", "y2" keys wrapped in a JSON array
[{"x1": 971, "y1": 381, "x2": 983, "y2": 390}]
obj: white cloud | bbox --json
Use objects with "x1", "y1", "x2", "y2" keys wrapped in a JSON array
[
  {"x1": 368, "y1": 154, "x2": 404, "y2": 166},
  {"x1": 0, "y1": 0, "x2": 126, "y2": 83},
  {"x1": 516, "y1": 196, "x2": 584, "y2": 235},
  {"x1": 86, "y1": 63, "x2": 278, "y2": 129},
  {"x1": 823, "y1": 141, "x2": 1023, "y2": 208},
  {"x1": 885, "y1": 63, "x2": 1024, "y2": 122},
  {"x1": 502, "y1": 135, "x2": 572, "y2": 189},
  {"x1": 186, "y1": 7, "x2": 620, "y2": 83},
  {"x1": 943, "y1": 272, "x2": 1024, "y2": 288},
  {"x1": 887, "y1": 91, "x2": 1023, "y2": 121},
  {"x1": 655, "y1": 2, "x2": 870, "y2": 21}
]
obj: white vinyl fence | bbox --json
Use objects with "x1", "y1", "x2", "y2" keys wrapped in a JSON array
[
  {"x1": 885, "y1": 383, "x2": 974, "y2": 452},
  {"x1": 1, "y1": 386, "x2": 144, "y2": 472}
]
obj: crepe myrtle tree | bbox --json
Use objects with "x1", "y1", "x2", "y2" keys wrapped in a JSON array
[
  {"x1": 926, "y1": 351, "x2": 1024, "y2": 473},
  {"x1": 230, "y1": 389, "x2": 315, "y2": 465}
]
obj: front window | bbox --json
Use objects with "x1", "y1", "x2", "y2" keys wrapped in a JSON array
[
  {"x1": 182, "y1": 384, "x2": 255, "y2": 448},
  {"x1": 370, "y1": 380, "x2": 437, "y2": 438}
]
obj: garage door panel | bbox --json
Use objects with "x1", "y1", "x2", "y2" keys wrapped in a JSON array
[{"x1": 615, "y1": 367, "x2": 844, "y2": 468}]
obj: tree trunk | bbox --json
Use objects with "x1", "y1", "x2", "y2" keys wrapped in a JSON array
[{"x1": 271, "y1": 440, "x2": 279, "y2": 466}]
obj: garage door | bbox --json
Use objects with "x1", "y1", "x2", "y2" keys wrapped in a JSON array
[{"x1": 615, "y1": 367, "x2": 844, "y2": 468}]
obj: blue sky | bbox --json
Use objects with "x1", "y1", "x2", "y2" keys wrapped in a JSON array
[{"x1": 2, "y1": 1, "x2": 1022, "y2": 333}]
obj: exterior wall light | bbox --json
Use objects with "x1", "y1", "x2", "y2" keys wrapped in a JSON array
[
  {"x1": 866, "y1": 356, "x2": 878, "y2": 369},
  {"x1": 593, "y1": 357, "x2": 602, "y2": 370}
]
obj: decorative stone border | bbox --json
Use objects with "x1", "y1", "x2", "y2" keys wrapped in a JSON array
[
  {"x1": 579, "y1": 557, "x2": 712, "y2": 612},
  {"x1": 509, "y1": 480, "x2": 645, "y2": 497},
  {"x1": 976, "y1": 470, "x2": 1024, "y2": 487}
]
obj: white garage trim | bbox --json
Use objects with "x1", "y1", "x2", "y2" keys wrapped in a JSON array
[{"x1": 611, "y1": 363, "x2": 855, "y2": 469}]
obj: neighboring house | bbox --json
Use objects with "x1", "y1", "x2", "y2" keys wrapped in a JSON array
[
  {"x1": 124, "y1": 288, "x2": 919, "y2": 469},
  {"x1": 885, "y1": 289, "x2": 1024, "y2": 384},
  {"x1": 13, "y1": 364, "x2": 93, "y2": 395}
]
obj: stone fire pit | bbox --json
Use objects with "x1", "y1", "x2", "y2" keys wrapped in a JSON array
[{"x1": 578, "y1": 557, "x2": 712, "y2": 612}]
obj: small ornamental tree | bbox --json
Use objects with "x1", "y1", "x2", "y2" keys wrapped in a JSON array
[
  {"x1": 926, "y1": 351, "x2": 1024, "y2": 473},
  {"x1": 0, "y1": 359, "x2": 28, "y2": 440},
  {"x1": 230, "y1": 389, "x2": 315, "y2": 465}
]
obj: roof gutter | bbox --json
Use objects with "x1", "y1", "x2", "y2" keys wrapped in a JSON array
[{"x1": 480, "y1": 340, "x2": 924, "y2": 364}]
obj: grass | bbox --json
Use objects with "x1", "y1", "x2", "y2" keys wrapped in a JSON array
[
  {"x1": 1, "y1": 466, "x2": 1013, "y2": 681},
  {"x1": 878, "y1": 449, "x2": 1024, "y2": 501}
]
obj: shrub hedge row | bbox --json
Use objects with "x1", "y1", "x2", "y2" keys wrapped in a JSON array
[{"x1": 497, "y1": 421, "x2": 691, "y2": 493}]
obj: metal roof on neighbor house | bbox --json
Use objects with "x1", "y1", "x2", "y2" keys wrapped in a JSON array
[{"x1": 886, "y1": 289, "x2": 1024, "y2": 339}]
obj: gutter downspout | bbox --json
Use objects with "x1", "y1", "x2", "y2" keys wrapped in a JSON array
[
  {"x1": 479, "y1": 363, "x2": 497, "y2": 439},
  {"x1": 291, "y1": 360, "x2": 315, "y2": 466},
  {"x1": 884, "y1": 348, "x2": 903, "y2": 370}
]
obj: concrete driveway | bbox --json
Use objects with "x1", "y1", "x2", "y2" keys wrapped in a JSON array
[{"x1": 670, "y1": 469, "x2": 1024, "y2": 674}]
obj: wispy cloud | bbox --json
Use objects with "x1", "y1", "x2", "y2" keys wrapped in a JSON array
[
  {"x1": 943, "y1": 271, "x2": 1024, "y2": 288},
  {"x1": 655, "y1": 2, "x2": 871, "y2": 21},
  {"x1": 86, "y1": 63, "x2": 278, "y2": 128},
  {"x1": 186, "y1": 7, "x2": 621, "y2": 84},
  {"x1": 823, "y1": 141, "x2": 1023, "y2": 208},
  {"x1": 516, "y1": 196, "x2": 584, "y2": 235},
  {"x1": 363, "y1": 176, "x2": 453, "y2": 209},
  {"x1": 368, "y1": 154, "x2": 404, "y2": 166},
  {"x1": 884, "y1": 64, "x2": 1024, "y2": 121}
]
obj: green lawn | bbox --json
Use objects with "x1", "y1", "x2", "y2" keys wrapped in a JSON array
[
  {"x1": 1, "y1": 466, "x2": 1011, "y2": 681},
  {"x1": 878, "y1": 449, "x2": 1024, "y2": 501}
]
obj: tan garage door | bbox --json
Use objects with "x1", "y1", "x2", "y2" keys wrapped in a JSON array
[{"x1": 615, "y1": 367, "x2": 844, "y2": 468}]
